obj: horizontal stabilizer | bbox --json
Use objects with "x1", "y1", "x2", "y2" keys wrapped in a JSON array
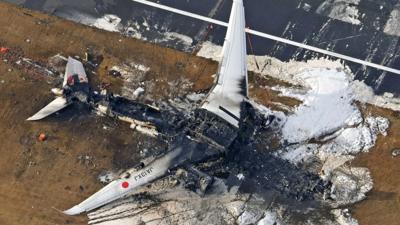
[{"x1": 27, "y1": 97, "x2": 69, "y2": 121}]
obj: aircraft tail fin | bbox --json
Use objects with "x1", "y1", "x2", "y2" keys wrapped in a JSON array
[{"x1": 201, "y1": 0, "x2": 248, "y2": 127}]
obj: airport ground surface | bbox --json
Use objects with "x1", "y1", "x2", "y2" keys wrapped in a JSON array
[{"x1": 0, "y1": 2, "x2": 398, "y2": 225}]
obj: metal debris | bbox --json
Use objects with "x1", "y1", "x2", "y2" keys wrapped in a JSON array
[
  {"x1": 77, "y1": 154, "x2": 96, "y2": 169},
  {"x1": 392, "y1": 149, "x2": 400, "y2": 157},
  {"x1": 108, "y1": 69, "x2": 121, "y2": 77}
]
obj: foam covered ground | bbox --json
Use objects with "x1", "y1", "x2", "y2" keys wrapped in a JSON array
[{"x1": 281, "y1": 67, "x2": 360, "y2": 143}]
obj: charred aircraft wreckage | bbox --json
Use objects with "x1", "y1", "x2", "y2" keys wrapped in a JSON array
[{"x1": 28, "y1": 0, "x2": 329, "y2": 217}]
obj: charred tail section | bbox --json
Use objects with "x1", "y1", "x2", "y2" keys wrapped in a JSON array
[{"x1": 27, "y1": 57, "x2": 90, "y2": 121}]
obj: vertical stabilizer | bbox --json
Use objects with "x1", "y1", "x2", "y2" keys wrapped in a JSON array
[{"x1": 202, "y1": 0, "x2": 248, "y2": 127}]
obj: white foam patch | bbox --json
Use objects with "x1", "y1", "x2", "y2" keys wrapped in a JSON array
[
  {"x1": 279, "y1": 144, "x2": 319, "y2": 164},
  {"x1": 332, "y1": 209, "x2": 360, "y2": 225},
  {"x1": 281, "y1": 68, "x2": 361, "y2": 143},
  {"x1": 329, "y1": 167, "x2": 373, "y2": 206},
  {"x1": 93, "y1": 14, "x2": 122, "y2": 32},
  {"x1": 165, "y1": 32, "x2": 194, "y2": 45},
  {"x1": 257, "y1": 211, "x2": 283, "y2": 225}
]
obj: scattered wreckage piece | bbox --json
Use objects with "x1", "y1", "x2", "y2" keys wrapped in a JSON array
[
  {"x1": 78, "y1": 154, "x2": 97, "y2": 169},
  {"x1": 108, "y1": 69, "x2": 121, "y2": 78},
  {"x1": 84, "y1": 50, "x2": 104, "y2": 69},
  {"x1": 0, "y1": 46, "x2": 57, "y2": 80},
  {"x1": 38, "y1": 133, "x2": 47, "y2": 142},
  {"x1": 392, "y1": 149, "x2": 400, "y2": 157},
  {"x1": 0, "y1": 47, "x2": 9, "y2": 53},
  {"x1": 21, "y1": 57, "x2": 56, "y2": 76}
]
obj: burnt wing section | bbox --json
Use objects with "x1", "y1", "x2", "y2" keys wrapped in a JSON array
[
  {"x1": 101, "y1": 95, "x2": 167, "y2": 128},
  {"x1": 168, "y1": 133, "x2": 228, "y2": 167}
]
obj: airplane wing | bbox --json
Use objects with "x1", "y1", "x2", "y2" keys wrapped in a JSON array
[
  {"x1": 27, "y1": 97, "x2": 70, "y2": 121},
  {"x1": 201, "y1": 0, "x2": 248, "y2": 127},
  {"x1": 64, "y1": 144, "x2": 185, "y2": 215}
]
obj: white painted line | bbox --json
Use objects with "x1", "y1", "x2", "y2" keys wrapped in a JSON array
[
  {"x1": 131, "y1": 0, "x2": 229, "y2": 26},
  {"x1": 130, "y1": 0, "x2": 400, "y2": 75},
  {"x1": 246, "y1": 29, "x2": 400, "y2": 75}
]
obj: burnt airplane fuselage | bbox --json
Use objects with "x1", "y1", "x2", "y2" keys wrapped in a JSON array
[{"x1": 28, "y1": 0, "x2": 329, "y2": 216}]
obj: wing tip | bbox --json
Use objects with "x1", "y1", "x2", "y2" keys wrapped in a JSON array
[
  {"x1": 26, "y1": 116, "x2": 40, "y2": 121},
  {"x1": 63, "y1": 205, "x2": 85, "y2": 216}
]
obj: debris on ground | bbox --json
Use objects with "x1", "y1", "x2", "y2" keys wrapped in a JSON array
[
  {"x1": 0, "y1": 47, "x2": 9, "y2": 53},
  {"x1": 21, "y1": 58, "x2": 55, "y2": 77},
  {"x1": 84, "y1": 51, "x2": 103, "y2": 69},
  {"x1": 0, "y1": 46, "x2": 58, "y2": 80},
  {"x1": 100, "y1": 82, "x2": 111, "y2": 90},
  {"x1": 98, "y1": 171, "x2": 118, "y2": 184},
  {"x1": 48, "y1": 54, "x2": 68, "y2": 75},
  {"x1": 110, "y1": 64, "x2": 151, "y2": 100},
  {"x1": 38, "y1": 133, "x2": 47, "y2": 142},
  {"x1": 77, "y1": 154, "x2": 96, "y2": 169},
  {"x1": 108, "y1": 69, "x2": 121, "y2": 77},
  {"x1": 392, "y1": 149, "x2": 400, "y2": 157},
  {"x1": 132, "y1": 87, "x2": 145, "y2": 99}
]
